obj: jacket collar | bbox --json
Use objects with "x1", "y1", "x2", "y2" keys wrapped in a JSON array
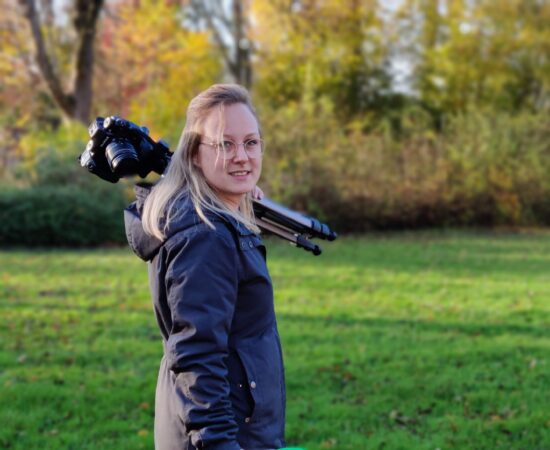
[{"x1": 125, "y1": 184, "x2": 256, "y2": 261}]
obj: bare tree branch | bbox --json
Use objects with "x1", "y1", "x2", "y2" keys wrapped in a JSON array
[
  {"x1": 189, "y1": 0, "x2": 238, "y2": 76},
  {"x1": 17, "y1": 0, "x2": 75, "y2": 118},
  {"x1": 17, "y1": 0, "x2": 103, "y2": 123},
  {"x1": 187, "y1": 0, "x2": 252, "y2": 87}
]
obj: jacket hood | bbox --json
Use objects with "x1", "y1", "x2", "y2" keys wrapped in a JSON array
[
  {"x1": 124, "y1": 183, "x2": 163, "y2": 261},
  {"x1": 124, "y1": 183, "x2": 255, "y2": 262}
]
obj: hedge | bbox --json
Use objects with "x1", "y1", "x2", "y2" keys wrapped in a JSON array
[{"x1": 0, "y1": 186, "x2": 127, "y2": 246}]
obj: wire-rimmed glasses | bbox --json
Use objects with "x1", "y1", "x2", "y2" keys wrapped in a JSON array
[{"x1": 200, "y1": 137, "x2": 264, "y2": 160}]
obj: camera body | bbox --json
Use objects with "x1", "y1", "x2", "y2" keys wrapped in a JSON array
[{"x1": 79, "y1": 116, "x2": 172, "y2": 183}]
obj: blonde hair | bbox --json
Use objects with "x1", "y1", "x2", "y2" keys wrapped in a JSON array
[{"x1": 142, "y1": 84, "x2": 261, "y2": 240}]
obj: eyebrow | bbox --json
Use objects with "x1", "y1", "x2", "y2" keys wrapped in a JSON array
[{"x1": 223, "y1": 132, "x2": 260, "y2": 139}]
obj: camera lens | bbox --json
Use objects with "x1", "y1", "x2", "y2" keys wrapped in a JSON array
[{"x1": 105, "y1": 139, "x2": 139, "y2": 176}]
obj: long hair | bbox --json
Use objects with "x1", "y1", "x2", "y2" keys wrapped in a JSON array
[{"x1": 142, "y1": 84, "x2": 261, "y2": 240}]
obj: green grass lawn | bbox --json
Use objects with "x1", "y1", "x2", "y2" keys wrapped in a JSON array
[{"x1": 1, "y1": 231, "x2": 549, "y2": 449}]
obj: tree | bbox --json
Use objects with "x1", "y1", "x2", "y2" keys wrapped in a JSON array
[
  {"x1": 186, "y1": 0, "x2": 253, "y2": 87},
  {"x1": 250, "y1": 0, "x2": 393, "y2": 119},
  {"x1": 396, "y1": 0, "x2": 550, "y2": 115},
  {"x1": 16, "y1": 0, "x2": 104, "y2": 124},
  {"x1": 0, "y1": 0, "x2": 45, "y2": 175},
  {"x1": 94, "y1": 0, "x2": 221, "y2": 139}
]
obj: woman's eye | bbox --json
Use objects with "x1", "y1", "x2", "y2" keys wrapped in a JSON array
[
  {"x1": 222, "y1": 141, "x2": 235, "y2": 152},
  {"x1": 246, "y1": 139, "x2": 259, "y2": 147}
]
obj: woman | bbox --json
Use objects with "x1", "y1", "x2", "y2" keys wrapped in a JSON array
[{"x1": 124, "y1": 84, "x2": 286, "y2": 450}]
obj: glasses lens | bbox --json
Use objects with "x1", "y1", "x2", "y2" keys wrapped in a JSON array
[
  {"x1": 245, "y1": 139, "x2": 263, "y2": 157},
  {"x1": 221, "y1": 140, "x2": 235, "y2": 154}
]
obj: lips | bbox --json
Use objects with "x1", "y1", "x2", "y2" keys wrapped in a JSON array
[{"x1": 229, "y1": 170, "x2": 251, "y2": 176}]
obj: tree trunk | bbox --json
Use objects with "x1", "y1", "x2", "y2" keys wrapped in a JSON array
[
  {"x1": 233, "y1": 0, "x2": 252, "y2": 88},
  {"x1": 17, "y1": 0, "x2": 104, "y2": 124},
  {"x1": 72, "y1": 0, "x2": 103, "y2": 123},
  {"x1": 188, "y1": 0, "x2": 253, "y2": 88}
]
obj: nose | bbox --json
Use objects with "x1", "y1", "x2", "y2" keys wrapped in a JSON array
[{"x1": 232, "y1": 142, "x2": 250, "y2": 162}]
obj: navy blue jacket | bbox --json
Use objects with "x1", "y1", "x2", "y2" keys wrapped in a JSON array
[{"x1": 124, "y1": 185, "x2": 286, "y2": 450}]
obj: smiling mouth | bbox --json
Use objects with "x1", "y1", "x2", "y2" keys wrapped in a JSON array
[{"x1": 229, "y1": 170, "x2": 251, "y2": 176}]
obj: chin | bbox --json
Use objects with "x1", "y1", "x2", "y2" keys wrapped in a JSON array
[{"x1": 230, "y1": 187, "x2": 254, "y2": 197}]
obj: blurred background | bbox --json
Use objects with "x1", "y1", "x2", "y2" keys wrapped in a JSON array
[
  {"x1": 2, "y1": 2, "x2": 550, "y2": 449},
  {"x1": 1, "y1": 0, "x2": 549, "y2": 244}
]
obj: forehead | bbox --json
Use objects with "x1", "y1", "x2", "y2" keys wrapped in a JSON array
[{"x1": 202, "y1": 102, "x2": 259, "y2": 137}]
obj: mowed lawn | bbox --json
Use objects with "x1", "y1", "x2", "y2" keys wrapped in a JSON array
[{"x1": 1, "y1": 232, "x2": 549, "y2": 450}]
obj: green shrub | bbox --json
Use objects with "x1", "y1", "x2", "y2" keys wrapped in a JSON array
[
  {"x1": 9, "y1": 122, "x2": 87, "y2": 184},
  {"x1": 0, "y1": 121, "x2": 135, "y2": 247},
  {"x1": 0, "y1": 185, "x2": 127, "y2": 246},
  {"x1": 260, "y1": 100, "x2": 550, "y2": 231}
]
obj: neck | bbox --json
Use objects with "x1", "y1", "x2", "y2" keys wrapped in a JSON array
[{"x1": 217, "y1": 192, "x2": 244, "y2": 212}]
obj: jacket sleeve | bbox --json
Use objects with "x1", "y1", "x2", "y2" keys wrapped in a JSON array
[{"x1": 163, "y1": 227, "x2": 242, "y2": 450}]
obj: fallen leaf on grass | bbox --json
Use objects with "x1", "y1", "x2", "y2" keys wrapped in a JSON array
[
  {"x1": 317, "y1": 361, "x2": 356, "y2": 383},
  {"x1": 64, "y1": 356, "x2": 75, "y2": 366},
  {"x1": 341, "y1": 371, "x2": 356, "y2": 381},
  {"x1": 389, "y1": 410, "x2": 419, "y2": 426},
  {"x1": 417, "y1": 404, "x2": 434, "y2": 415},
  {"x1": 320, "y1": 438, "x2": 337, "y2": 448},
  {"x1": 449, "y1": 420, "x2": 458, "y2": 433}
]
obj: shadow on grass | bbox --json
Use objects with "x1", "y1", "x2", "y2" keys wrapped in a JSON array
[
  {"x1": 278, "y1": 312, "x2": 550, "y2": 339},
  {"x1": 268, "y1": 233, "x2": 550, "y2": 278}
]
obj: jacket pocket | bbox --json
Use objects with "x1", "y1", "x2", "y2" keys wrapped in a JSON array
[
  {"x1": 227, "y1": 350, "x2": 255, "y2": 421},
  {"x1": 233, "y1": 337, "x2": 284, "y2": 425}
]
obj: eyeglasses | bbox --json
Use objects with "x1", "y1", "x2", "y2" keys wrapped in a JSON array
[{"x1": 200, "y1": 137, "x2": 264, "y2": 160}]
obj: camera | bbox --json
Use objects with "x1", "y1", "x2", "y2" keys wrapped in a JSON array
[{"x1": 79, "y1": 116, "x2": 172, "y2": 183}]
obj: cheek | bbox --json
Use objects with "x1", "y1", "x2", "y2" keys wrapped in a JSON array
[
  {"x1": 202, "y1": 157, "x2": 229, "y2": 187},
  {"x1": 196, "y1": 150, "x2": 222, "y2": 174},
  {"x1": 253, "y1": 159, "x2": 262, "y2": 179}
]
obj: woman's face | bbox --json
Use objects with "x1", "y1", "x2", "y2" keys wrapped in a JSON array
[{"x1": 195, "y1": 102, "x2": 262, "y2": 211}]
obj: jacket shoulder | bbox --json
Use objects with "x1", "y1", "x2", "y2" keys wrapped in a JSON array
[{"x1": 163, "y1": 219, "x2": 238, "y2": 255}]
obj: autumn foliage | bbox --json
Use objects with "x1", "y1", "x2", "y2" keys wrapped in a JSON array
[{"x1": 1, "y1": 0, "x2": 549, "y2": 243}]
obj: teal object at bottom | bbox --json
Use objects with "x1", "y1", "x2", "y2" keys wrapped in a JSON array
[{"x1": 281, "y1": 448, "x2": 305, "y2": 450}]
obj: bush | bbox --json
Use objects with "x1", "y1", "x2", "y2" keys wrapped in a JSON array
[
  {"x1": 0, "y1": 185, "x2": 127, "y2": 246},
  {"x1": 259, "y1": 99, "x2": 550, "y2": 231},
  {"x1": 0, "y1": 121, "x2": 135, "y2": 247}
]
